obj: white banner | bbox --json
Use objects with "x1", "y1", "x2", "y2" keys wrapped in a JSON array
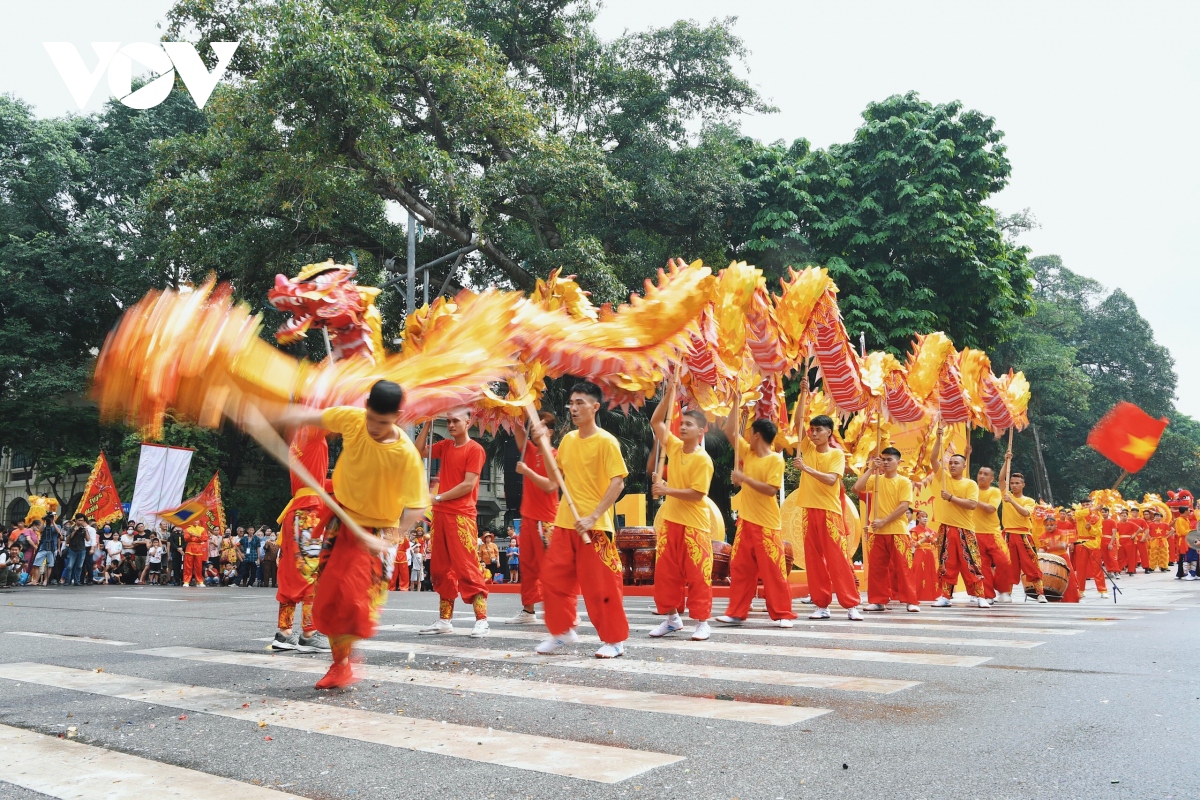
[{"x1": 127, "y1": 443, "x2": 194, "y2": 526}]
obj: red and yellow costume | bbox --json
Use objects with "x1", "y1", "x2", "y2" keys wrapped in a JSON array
[
  {"x1": 1001, "y1": 494, "x2": 1042, "y2": 597},
  {"x1": 936, "y1": 476, "x2": 985, "y2": 598},
  {"x1": 1147, "y1": 519, "x2": 1170, "y2": 571},
  {"x1": 429, "y1": 437, "x2": 489, "y2": 621},
  {"x1": 276, "y1": 427, "x2": 331, "y2": 636},
  {"x1": 974, "y1": 484, "x2": 1012, "y2": 599},
  {"x1": 542, "y1": 429, "x2": 630, "y2": 643},
  {"x1": 862, "y1": 474, "x2": 917, "y2": 606},
  {"x1": 182, "y1": 524, "x2": 208, "y2": 586},
  {"x1": 1116, "y1": 516, "x2": 1140, "y2": 575},
  {"x1": 1100, "y1": 517, "x2": 1121, "y2": 573},
  {"x1": 724, "y1": 439, "x2": 794, "y2": 620},
  {"x1": 1072, "y1": 510, "x2": 1107, "y2": 594},
  {"x1": 796, "y1": 439, "x2": 859, "y2": 610},
  {"x1": 518, "y1": 441, "x2": 559, "y2": 609},
  {"x1": 1132, "y1": 511, "x2": 1150, "y2": 573},
  {"x1": 312, "y1": 408, "x2": 429, "y2": 671},
  {"x1": 654, "y1": 433, "x2": 715, "y2": 620},
  {"x1": 910, "y1": 524, "x2": 940, "y2": 601}
]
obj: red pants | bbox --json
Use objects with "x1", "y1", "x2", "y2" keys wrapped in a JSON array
[
  {"x1": 654, "y1": 520, "x2": 713, "y2": 620},
  {"x1": 1136, "y1": 541, "x2": 1150, "y2": 571},
  {"x1": 1169, "y1": 537, "x2": 1179, "y2": 563},
  {"x1": 912, "y1": 545, "x2": 940, "y2": 601},
  {"x1": 182, "y1": 553, "x2": 205, "y2": 585},
  {"x1": 801, "y1": 508, "x2": 860, "y2": 609},
  {"x1": 866, "y1": 534, "x2": 917, "y2": 606},
  {"x1": 1004, "y1": 531, "x2": 1043, "y2": 596},
  {"x1": 724, "y1": 520, "x2": 795, "y2": 620},
  {"x1": 1101, "y1": 538, "x2": 1121, "y2": 572},
  {"x1": 542, "y1": 526, "x2": 629, "y2": 643},
  {"x1": 1119, "y1": 540, "x2": 1138, "y2": 573},
  {"x1": 519, "y1": 517, "x2": 550, "y2": 608},
  {"x1": 937, "y1": 525, "x2": 985, "y2": 598},
  {"x1": 312, "y1": 519, "x2": 392, "y2": 642},
  {"x1": 431, "y1": 511, "x2": 488, "y2": 608},
  {"x1": 1072, "y1": 546, "x2": 1107, "y2": 592},
  {"x1": 977, "y1": 532, "x2": 1013, "y2": 598}
]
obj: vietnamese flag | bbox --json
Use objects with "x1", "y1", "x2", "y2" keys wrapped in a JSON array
[{"x1": 1087, "y1": 402, "x2": 1169, "y2": 473}]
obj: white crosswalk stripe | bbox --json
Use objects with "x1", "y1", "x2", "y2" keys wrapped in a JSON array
[
  {"x1": 344, "y1": 640, "x2": 921, "y2": 694},
  {"x1": 0, "y1": 722, "x2": 307, "y2": 799},
  {"x1": 5, "y1": 631, "x2": 135, "y2": 646},
  {"x1": 377, "y1": 623, "x2": 991, "y2": 667},
  {"x1": 138, "y1": 646, "x2": 828, "y2": 725},
  {"x1": 0, "y1": 662, "x2": 682, "y2": 783},
  {"x1": 613, "y1": 621, "x2": 1044, "y2": 648},
  {"x1": 617, "y1": 612, "x2": 1084, "y2": 635}
]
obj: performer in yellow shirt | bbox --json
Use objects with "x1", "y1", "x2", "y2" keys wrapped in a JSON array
[
  {"x1": 1000, "y1": 463, "x2": 1046, "y2": 602},
  {"x1": 974, "y1": 465, "x2": 1013, "y2": 603},
  {"x1": 716, "y1": 412, "x2": 795, "y2": 627},
  {"x1": 274, "y1": 380, "x2": 430, "y2": 689},
  {"x1": 930, "y1": 426, "x2": 988, "y2": 608},
  {"x1": 648, "y1": 370, "x2": 715, "y2": 641},
  {"x1": 791, "y1": 379, "x2": 862, "y2": 621},
  {"x1": 854, "y1": 447, "x2": 919, "y2": 612},
  {"x1": 529, "y1": 382, "x2": 630, "y2": 659}
]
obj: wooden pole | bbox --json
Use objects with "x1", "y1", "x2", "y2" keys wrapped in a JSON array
[
  {"x1": 1112, "y1": 470, "x2": 1129, "y2": 493},
  {"x1": 511, "y1": 374, "x2": 590, "y2": 544},
  {"x1": 1001, "y1": 427, "x2": 1014, "y2": 495},
  {"x1": 868, "y1": 398, "x2": 884, "y2": 533},
  {"x1": 654, "y1": 364, "x2": 682, "y2": 483}
]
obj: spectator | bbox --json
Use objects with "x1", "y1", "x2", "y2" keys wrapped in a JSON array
[
  {"x1": 169, "y1": 525, "x2": 185, "y2": 586},
  {"x1": 15, "y1": 521, "x2": 39, "y2": 578},
  {"x1": 209, "y1": 527, "x2": 225, "y2": 576},
  {"x1": 238, "y1": 526, "x2": 262, "y2": 587},
  {"x1": 408, "y1": 530, "x2": 426, "y2": 591},
  {"x1": 221, "y1": 532, "x2": 240, "y2": 585},
  {"x1": 506, "y1": 536, "x2": 520, "y2": 584},
  {"x1": 2, "y1": 544, "x2": 21, "y2": 587},
  {"x1": 82, "y1": 518, "x2": 98, "y2": 585},
  {"x1": 133, "y1": 524, "x2": 155, "y2": 584},
  {"x1": 221, "y1": 560, "x2": 238, "y2": 586},
  {"x1": 31, "y1": 514, "x2": 63, "y2": 586},
  {"x1": 62, "y1": 515, "x2": 89, "y2": 586},
  {"x1": 261, "y1": 530, "x2": 279, "y2": 588},
  {"x1": 116, "y1": 552, "x2": 139, "y2": 585},
  {"x1": 204, "y1": 561, "x2": 220, "y2": 586},
  {"x1": 147, "y1": 538, "x2": 165, "y2": 585},
  {"x1": 120, "y1": 524, "x2": 136, "y2": 561},
  {"x1": 478, "y1": 531, "x2": 500, "y2": 583}
]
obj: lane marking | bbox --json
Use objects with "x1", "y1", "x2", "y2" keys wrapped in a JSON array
[
  {"x1": 6, "y1": 631, "x2": 135, "y2": 646},
  {"x1": 346, "y1": 639, "x2": 920, "y2": 695},
  {"x1": 613, "y1": 622, "x2": 1043, "y2": 649},
  {"x1": 0, "y1": 662, "x2": 681, "y2": 783},
  {"x1": 377, "y1": 624, "x2": 991, "y2": 667},
  {"x1": 614, "y1": 613, "x2": 1081, "y2": 636},
  {"x1": 0, "y1": 722, "x2": 306, "y2": 799},
  {"x1": 107, "y1": 596, "x2": 186, "y2": 602},
  {"x1": 138, "y1": 647, "x2": 826, "y2": 726}
]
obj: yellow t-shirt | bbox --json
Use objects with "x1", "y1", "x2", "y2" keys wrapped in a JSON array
[
  {"x1": 552, "y1": 429, "x2": 629, "y2": 533},
  {"x1": 864, "y1": 475, "x2": 914, "y2": 535},
  {"x1": 1002, "y1": 495, "x2": 1036, "y2": 531},
  {"x1": 935, "y1": 476, "x2": 979, "y2": 531},
  {"x1": 733, "y1": 439, "x2": 784, "y2": 530},
  {"x1": 974, "y1": 486, "x2": 1003, "y2": 534},
  {"x1": 796, "y1": 439, "x2": 845, "y2": 513},
  {"x1": 659, "y1": 433, "x2": 714, "y2": 532},
  {"x1": 321, "y1": 407, "x2": 430, "y2": 529}
]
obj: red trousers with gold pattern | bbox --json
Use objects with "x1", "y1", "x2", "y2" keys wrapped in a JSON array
[
  {"x1": 724, "y1": 520, "x2": 795, "y2": 620},
  {"x1": 542, "y1": 526, "x2": 629, "y2": 643}
]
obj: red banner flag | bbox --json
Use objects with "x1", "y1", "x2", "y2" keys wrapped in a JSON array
[
  {"x1": 1087, "y1": 401, "x2": 1169, "y2": 473},
  {"x1": 156, "y1": 472, "x2": 226, "y2": 535},
  {"x1": 75, "y1": 453, "x2": 123, "y2": 525}
]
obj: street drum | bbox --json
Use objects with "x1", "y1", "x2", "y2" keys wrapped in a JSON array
[
  {"x1": 711, "y1": 540, "x2": 731, "y2": 585},
  {"x1": 1027, "y1": 552, "x2": 1070, "y2": 600},
  {"x1": 615, "y1": 526, "x2": 657, "y2": 585}
]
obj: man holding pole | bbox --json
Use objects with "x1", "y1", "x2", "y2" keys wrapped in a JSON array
[
  {"x1": 1001, "y1": 465, "x2": 1047, "y2": 602},
  {"x1": 416, "y1": 408, "x2": 491, "y2": 637},
  {"x1": 930, "y1": 426, "x2": 989, "y2": 608},
  {"x1": 506, "y1": 411, "x2": 561, "y2": 625},
  {"x1": 648, "y1": 370, "x2": 715, "y2": 641},
  {"x1": 854, "y1": 447, "x2": 919, "y2": 613},
  {"x1": 531, "y1": 382, "x2": 630, "y2": 658},
  {"x1": 974, "y1": 465, "x2": 1014, "y2": 603}
]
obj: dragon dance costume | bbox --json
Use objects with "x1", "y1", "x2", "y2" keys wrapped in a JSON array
[{"x1": 275, "y1": 426, "x2": 333, "y2": 643}]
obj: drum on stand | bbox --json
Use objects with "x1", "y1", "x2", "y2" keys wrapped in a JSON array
[
  {"x1": 1026, "y1": 552, "x2": 1070, "y2": 600},
  {"x1": 711, "y1": 540, "x2": 732, "y2": 585},
  {"x1": 615, "y1": 526, "x2": 656, "y2": 585}
]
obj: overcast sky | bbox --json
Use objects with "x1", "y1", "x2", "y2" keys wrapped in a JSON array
[{"x1": 5, "y1": 1, "x2": 1198, "y2": 415}]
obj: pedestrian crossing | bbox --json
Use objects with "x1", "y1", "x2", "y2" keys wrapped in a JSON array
[{"x1": 0, "y1": 593, "x2": 1190, "y2": 795}]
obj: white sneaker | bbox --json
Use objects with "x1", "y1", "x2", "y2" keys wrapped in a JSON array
[
  {"x1": 774, "y1": 618, "x2": 794, "y2": 628},
  {"x1": 691, "y1": 621, "x2": 711, "y2": 641},
  {"x1": 535, "y1": 629, "x2": 580, "y2": 654},
  {"x1": 1186, "y1": 574, "x2": 1197, "y2": 581},
  {"x1": 418, "y1": 619, "x2": 454, "y2": 635},
  {"x1": 1099, "y1": 591, "x2": 1109, "y2": 598},
  {"x1": 847, "y1": 607, "x2": 864, "y2": 621},
  {"x1": 506, "y1": 609, "x2": 538, "y2": 625},
  {"x1": 798, "y1": 595, "x2": 813, "y2": 605},
  {"x1": 906, "y1": 604, "x2": 920, "y2": 612},
  {"x1": 932, "y1": 597, "x2": 951, "y2": 607},
  {"x1": 1037, "y1": 595, "x2": 1049, "y2": 603},
  {"x1": 863, "y1": 603, "x2": 886, "y2": 612},
  {"x1": 977, "y1": 597, "x2": 992, "y2": 608},
  {"x1": 808, "y1": 607, "x2": 831, "y2": 620},
  {"x1": 595, "y1": 642, "x2": 625, "y2": 659},
  {"x1": 715, "y1": 615, "x2": 744, "y2": 625},
  {"x1": 470, "y1": 619, "x2": 490, "y2": 638},
  {"x1": 648, "y1": 614, "x2": 684, "y2": 638},
  {"x1": 997, "y1": 592, "x2": 1012, "y2": 603}
]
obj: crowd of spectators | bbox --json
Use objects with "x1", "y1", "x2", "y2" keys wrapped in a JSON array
[{"x1": 0, "y1": 513, "x2": 284, "y2": 589}]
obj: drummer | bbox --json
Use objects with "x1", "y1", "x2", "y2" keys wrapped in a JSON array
[{"x1": 1001, "y1": 468, "x2": 1046, "y2": 602}]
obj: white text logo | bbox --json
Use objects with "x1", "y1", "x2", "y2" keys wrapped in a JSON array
[{"x1": 43, "y1": 42, "x2": 240, "y2": 110}]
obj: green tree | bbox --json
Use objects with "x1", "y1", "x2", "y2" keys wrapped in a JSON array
[{"x1": 737, "y1": 92, "x2": 1033, "y2": 354}]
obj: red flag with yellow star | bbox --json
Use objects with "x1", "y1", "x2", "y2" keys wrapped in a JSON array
[{"x1": 1087, "y1": 402, "x2": 1168, "y2": 473}]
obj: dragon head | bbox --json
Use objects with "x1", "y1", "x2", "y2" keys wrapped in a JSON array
[{"x1": 268, "y1": 260, "x2": 383, "y2": 362}]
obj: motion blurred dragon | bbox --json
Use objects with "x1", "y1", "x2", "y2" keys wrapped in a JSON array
[{"x1": 267, "y1": 260, "x2": 383, "y2": 362}]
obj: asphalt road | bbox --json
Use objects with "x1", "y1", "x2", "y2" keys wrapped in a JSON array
[{"x1": 0, "y1": 573, "x2": 1196, "y2": 800}]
